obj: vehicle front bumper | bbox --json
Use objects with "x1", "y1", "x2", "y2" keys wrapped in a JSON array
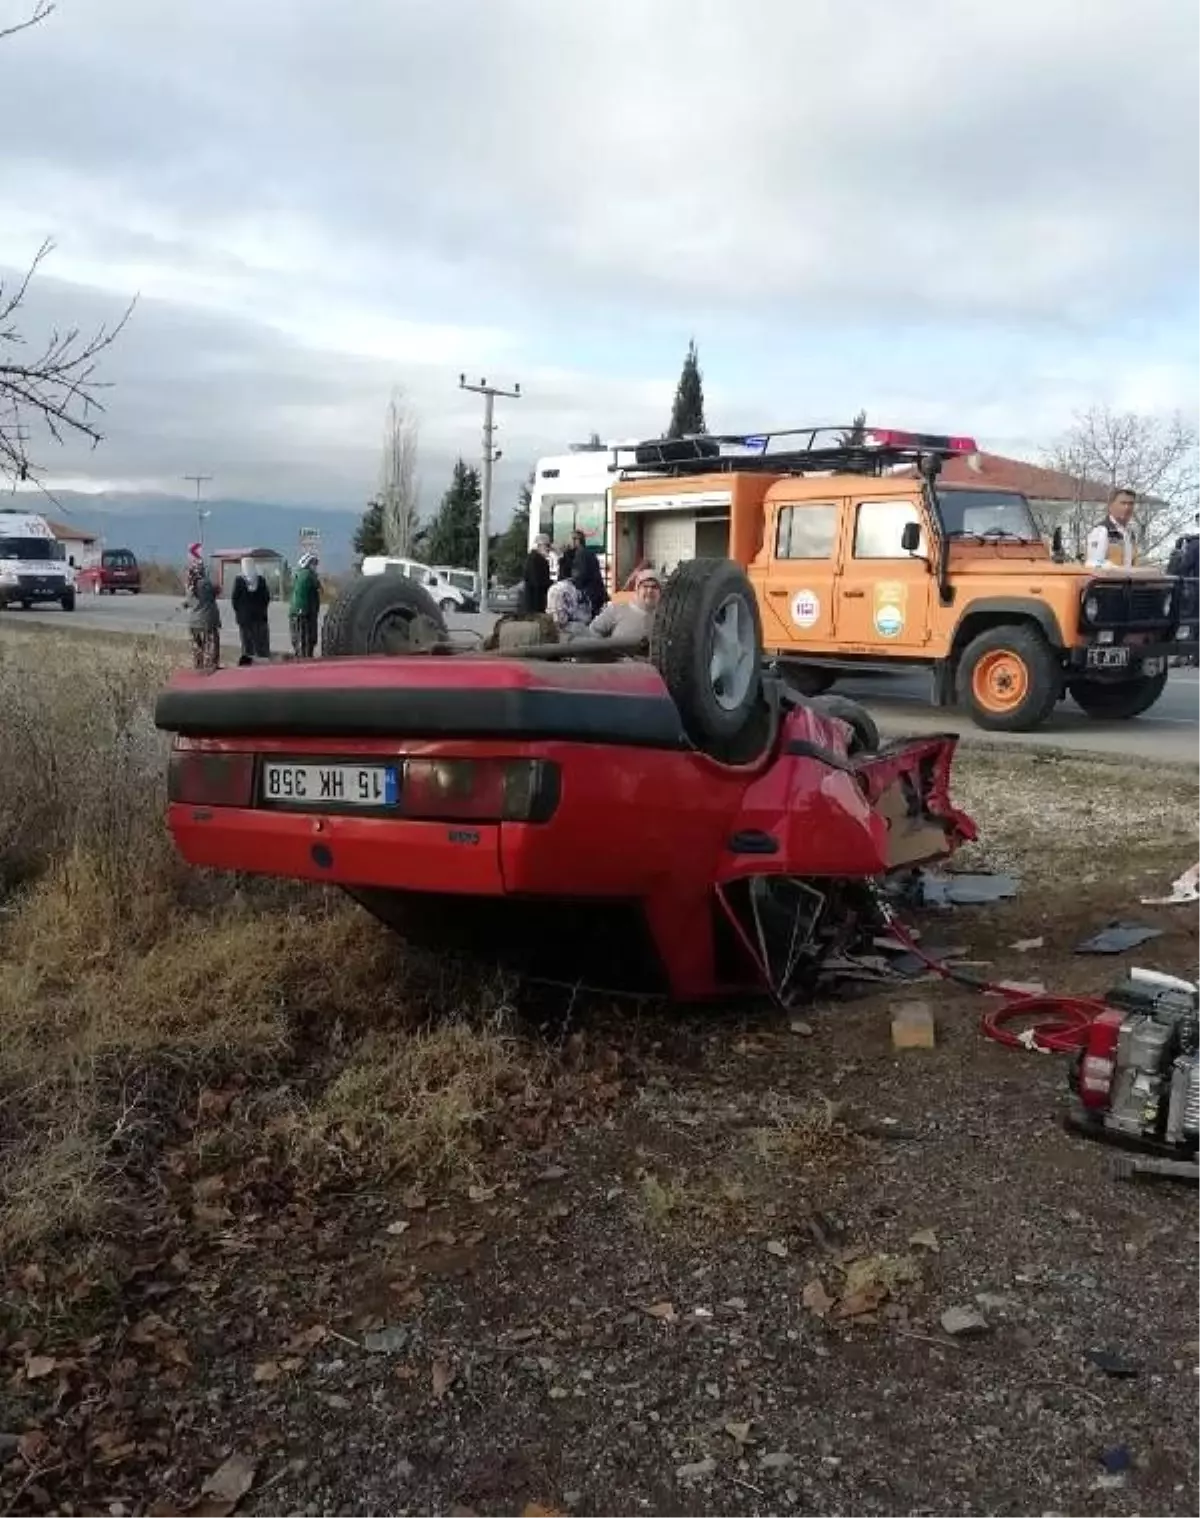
[{"x1": 0, "y1": 575, "x2": 70, "y2": 603}]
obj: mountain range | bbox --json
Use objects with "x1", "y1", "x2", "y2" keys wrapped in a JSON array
[{"x1": 31, "y1": 492, "x2": 363, "y2": 572}]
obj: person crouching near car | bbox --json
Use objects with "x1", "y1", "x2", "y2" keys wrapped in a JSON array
[
  {"x1": 289, "y1": 552, "x2": 322, "y2": 658},
  {"x1": 546, "y1": 558, "x2": 593, "y2": 640},
  {"x1": 231, "y1": 555, "x2": 271, "y2": 661},
  {"x1": 589, "y1": 567, "x2": 661, "y2": 642},
  {"x1": 183, "y1": 544, "x2": 221, "y2": 671}
]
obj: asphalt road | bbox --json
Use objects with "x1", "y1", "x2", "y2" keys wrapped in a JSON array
[{"x1": 8, "y1": 591, "x2": 1198, "y2": 764}]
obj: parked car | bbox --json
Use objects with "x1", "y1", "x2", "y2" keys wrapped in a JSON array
[
  {"x1": 359, "y1": 555, "x2": 479, "y2": 613},
  {"x1": 79, "y1": 549, "x2": 141, "y2": 595}
]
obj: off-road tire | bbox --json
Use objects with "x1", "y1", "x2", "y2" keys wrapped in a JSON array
[
  {"x1": 956, "y1": 624, "x2": 1060, "y2": 732},
  {"x1": 438, "y1": 597, "x2": 457, "y2": 613},
  {"x1": 61, "y1": 591, "x2": 76, "y2": 612},
  {"x1": 650, "y1": 558, "x2": 767, "y2": 760},
  {"x1": 320, "y1": 574, "x2": 447, "y2": 658},
  {"x1": 808, "y1": 694, "x2": 880, "y2": 754},
  {"x1": 1068, "y1": 670, "x2": 1168, "y2": 720}
]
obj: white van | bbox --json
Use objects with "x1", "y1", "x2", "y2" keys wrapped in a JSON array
[
  {"x1": 0, "y1": 509, "x2": 76, "y2": 611},
  {"x1": 359, "y1": 556, "x2": 480, "y2": 613}
]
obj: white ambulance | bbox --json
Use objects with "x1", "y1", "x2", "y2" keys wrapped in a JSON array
[{"x1": 0, "y1": 508, "x2": 76, "y2": 611}]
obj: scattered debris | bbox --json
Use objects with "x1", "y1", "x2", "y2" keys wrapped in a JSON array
[
  {"x1": 643, "y1": 1301, "x2": 677, "y2": 1322},
  {"x1": 983, "y1": 980, "x2": 1046, "y2": 998},
  {"x1": 759, "y1": 1452, "x2": 794, "y2": 1472},
  {"x1": 892, "y1": 1001, "x2": 936, "y2": 1050},
  {"x1": 1112, "y1": 1154, "x2": 1200, "y2": 1183},
  {"x1": 765, "y1": 1239, "x2": 789, "y2": 1258},
  {"x1": 802, "y1": 1278, "x2": 836, "y2": 1318},
  {"x1": 384, "y1": 1219, "x2": 411, "y2": 1236},
  {"x1": 1100, "y1": 1446, "x2": 1132, "y2": 1474},
  {"x1": 1141, "y1": 862, "x2": 1200, "y2": 905},
  {"x1": 788, "y1": 1018, "x2": 815, "y2": 1037},
  {"x1": 908, "y1": 1228, "x2": 940, "y2": 1253},
  {"x1": 200, "y1": 1452, "x2": 258, "y2": 1513},
  {"x1": 1086, "y1": 1349, "x2": 1140, "y2": 1379},
  {"x1": 915, "y1": 871, "x2": 1019, "y2": 907},
  {"x1": 1075, "y1": 921, "x2": 1163, "y2": 955},
  {"x1": 1010, "y1": 936, "x2": 1044, "y2": 953},
  {"x1": 724, "y1": 1421, "x2": 754, "y2": 1446},
  {"x1": 675, "y1": 1458, "x2": 717, "y2": 1482},
  {"x1": 363, "y1": 1326, "x2": 409, "y2": 1355},
  {"x1": 23, "y1": 1354, "x2": 56, "y2": 1382},
  {"x1": 939, "y1": 1306, "x2": 991, "y2": 1338}
]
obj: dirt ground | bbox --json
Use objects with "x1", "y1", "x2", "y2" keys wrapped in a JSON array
[{"x1": 1, "y1": 745, "x2": 1197, "y2": 1517}]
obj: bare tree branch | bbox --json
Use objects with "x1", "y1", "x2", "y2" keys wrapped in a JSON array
[
  {"x1": 0, "y1": 239, "x2": 137, "y2": 484},
  {"x1": 378, "y1": 389, "x2": 422, "y2": 557},
  {"x1": 0, "y1": 1, "x2": 54, "y2": 43}
]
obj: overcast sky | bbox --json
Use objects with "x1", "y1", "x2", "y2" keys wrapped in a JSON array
[{"x1": 2, "y1": 0, "x2": 1197, "y2": 515}]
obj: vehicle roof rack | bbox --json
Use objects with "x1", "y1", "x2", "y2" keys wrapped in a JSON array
[{"x1": 614, "y1": 426, "x2": 977, "y2": 479}]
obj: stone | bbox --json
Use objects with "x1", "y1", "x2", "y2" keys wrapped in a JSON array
[
  {"x1": 760, "y1": 1451, "x2": 795, "y2": 1471},
  {"x1": 940, "y1": 1305, "x2": 991, "y2": 1337}
]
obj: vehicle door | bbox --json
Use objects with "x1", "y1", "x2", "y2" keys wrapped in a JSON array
[
  {"x1": 836, "y1": 496, "x2": 933, "y2": 651},
  {"x1": 761, "y1": 498, "x2": 844, "y2": 648}
]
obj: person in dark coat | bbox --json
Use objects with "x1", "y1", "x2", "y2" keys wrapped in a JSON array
[
  {"x1": 231, "y1": 555, "x2": 272, "y2": 659},
  {"x1": 521, "y1": 533, "x2": 552, "y2": 615},
  {"x1": 558, "y1": 529, "x2": 607, "y2": 613},
  {"x1": 289, "y1": 553, "x2": 322, "y2": 658}
]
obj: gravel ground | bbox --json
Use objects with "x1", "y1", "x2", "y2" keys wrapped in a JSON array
[{"x1": 2, "y1": 749, "x2": 1196, "y2": 1516}]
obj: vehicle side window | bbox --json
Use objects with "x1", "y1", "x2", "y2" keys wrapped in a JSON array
[
  {"x1": 854, "y1": 500, "x2": 923, "y2": 559},
  {"x1": 775, "y1": 503, "x2": 838, "y2": 560}
]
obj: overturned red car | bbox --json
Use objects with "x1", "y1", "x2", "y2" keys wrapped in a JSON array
[{"x1": 154, "y1": 559, "x2": 975, "y2": 1002}]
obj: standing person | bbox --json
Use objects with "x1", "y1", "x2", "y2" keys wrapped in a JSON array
[
  {"x1": 559, "y1": 528, "x2": 607, "y2": 613},
  {"x1": 521, "y1": 534, "x2": 552, "y2": 615},
  {"x1": 231, "y1": 554, "x2": 271, "y2": 660},
  {"x1": 1085, "y1": 488, "x2": 1139, "y2": 569},
  {"x1": 289, "y1": 552, "x2": 322, "y2": 658},
  {"x1": 183, "y1": 544, "x2": 220, "y2": 671}
]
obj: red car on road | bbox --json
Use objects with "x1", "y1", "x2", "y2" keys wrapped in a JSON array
[
  {"x1": 155, "y1": 560, "x2": 975, "y2": 1002},
  {"x1": 78, "y1": 549, "x2": 142, "y2": 595}
]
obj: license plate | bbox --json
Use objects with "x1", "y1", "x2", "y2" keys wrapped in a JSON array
[
  {"x1": 1085, "y1": 645, "x2": 1130, "y2": 669},
  {"x1": 262, "y1": 762, "x2": 398, "y2": 807}
]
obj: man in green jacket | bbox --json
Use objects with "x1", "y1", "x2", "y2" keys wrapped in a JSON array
[{"x1": 289, "y1": 553, "x2": 322, "y2": 658}]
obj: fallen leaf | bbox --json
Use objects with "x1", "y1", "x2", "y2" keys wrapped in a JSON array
[
  {"x1": 431, "y1": 1359, "x2": 455, "y2": 1399},
  {"x1": 509, "y1": 1326, "x2": 540, "y2": 1342},
  {"x1": 17, "y1": 1429, "x2": 50, "y2": 1465},
  {"x1": 1010, "y1": 937, "x2": 1044, "y2": 953},
  {"x1": 201, "y1": 1452, "x2": 257, "y2": 1509},
  {"x1": 908, "y1": 1228, "x2": 940, "y2": 1253},
  {"x1": 401, "y1": 1187, "x2": 427, "y2": 1210},
  {"x1": 385, "y1": 1220, "x2": 411, "y2": 1236},
  {"x1": 643, "y1": 1300, "x2": 677, "y2": 1322},
  {"x1": 724, "y1": 1420, "x2": 754, "y2": 1445},
  {"x1": 24, "y1": 1354, "x2": 57, "y2": 1381},
  {"x1": 283, "y1": 1323, "x2": 328, "y2": 1353},
  {"x1": 252, "y1": 1360, "x2": 280, "y2": 1384},
  {"x1": 765, "y1": 1239, "x2": 789, "y2": 1259},
  {"x1": 833, "y1": 1284, "x2": 887, "y2": 1318},
  {"x1": 468, "y1": 1184, "x2": 497, "y2": 1203},
  {"x1": 802, "y1": 1279, "x2": 835, "y2": 1318}
]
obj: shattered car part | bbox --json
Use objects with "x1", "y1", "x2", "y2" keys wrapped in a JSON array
[
  {"x1": 1074, "y1": 921, "x2": 1164, "y2": 956},
  {"x1": 914, "y1": 871, "x2": 1019, "y2": 907}
]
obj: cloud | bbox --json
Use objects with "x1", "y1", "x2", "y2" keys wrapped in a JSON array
[{"x1": 0, "y1": 0, "x2": 1195, "y2": 505}]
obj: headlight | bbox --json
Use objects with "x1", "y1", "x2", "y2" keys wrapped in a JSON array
[
  {"x1": 1162, "y1": 590, "x2": 1174, "y2": 616},
  {"x1": 1083, "y1": 594, "x2": 1100, "y2": 621}
]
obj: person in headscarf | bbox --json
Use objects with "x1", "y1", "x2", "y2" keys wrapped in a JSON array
[
  {"x1": 557, "y1": 528, "x2": 607, "y2": 614},
  {"x1": 182, "y1": 543, "x2": 220, "y2": 671},
  {"x1": 546, "y1": 554, "x2": 594, "y2": 641},
  {"x1": 289, "y1": 552, "x2": 322, "y2": 658},
  {"x1": 231, "y1": 554, "x2": 271, "y2": 660}
]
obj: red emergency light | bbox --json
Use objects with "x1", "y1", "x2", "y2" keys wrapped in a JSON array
[{"x1": 867, "y1": 429, "x2": 977, "y2": 454}]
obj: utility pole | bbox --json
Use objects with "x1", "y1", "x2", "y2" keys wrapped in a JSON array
[
  {"x1": 184, "y1": 473, "x2": 213, "y2": 547},
  {"x1": 459, "y1": 375, "x2": 520, "y2": 601}
]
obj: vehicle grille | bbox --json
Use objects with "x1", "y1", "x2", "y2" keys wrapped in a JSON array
[{"x1": 1088, "y1": 581, "x2": 1171, "y2": 628}]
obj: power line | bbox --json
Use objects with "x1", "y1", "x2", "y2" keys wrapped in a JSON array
[{"x1": 459, "y1": 375, "x2": 520, "y2": 602}]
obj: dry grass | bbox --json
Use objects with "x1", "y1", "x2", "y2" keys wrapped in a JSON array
[{"x1": 0, "y1": 630, "x2": 541, "y2": 1258}]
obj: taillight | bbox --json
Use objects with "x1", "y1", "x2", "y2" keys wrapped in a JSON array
[
  {"x1": 402, "y1": 758, "x2": 559, "y2": 823},
  {"x1": 168, "y1": 748, "x2": 255, "y2": 807},
  {"x1": 1078, "y1": 1008, "x2": 1124, "y2": 1110}
]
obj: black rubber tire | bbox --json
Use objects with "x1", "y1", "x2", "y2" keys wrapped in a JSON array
[
  {"x1": 780, "y1": 665, "x2": 836, "y2": 697},
  {"x1": 808, "y1": 694, "x2": 880, "y2": 754},
  {"x1": 650, "y1": 558, "x2": 766, "y2": 757},
  {"x1": 1068, "y1": 670, "x2": 1169, "y2": 720},
  {"x1": 438, "y1": 597, "x2": 457, "y2": 614},
  {"x1": 61, "y1": 591, "x2": 76, "y2": 612},
  {"x1": 320, "y1": 574, "x2": 447, "y2": 658},
  {"x1": 955, "y1": 624, "x2": 1061, "y2": 732}
]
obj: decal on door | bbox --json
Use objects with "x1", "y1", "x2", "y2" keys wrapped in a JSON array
[
  {"x1": 873, "y1": 580, "x2": 907, "y2": 638},
  {"x1": 790, "y1": 589, "x2": 821, "y2": 629}
]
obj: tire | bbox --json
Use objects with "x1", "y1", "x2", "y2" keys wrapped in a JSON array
[
  {"x1": 61, "y1": 591, "x2": 76, "y2": 612},
  {"x1": 438, "y1": 597, "x2": 457, "y2": 614},
  {"x1": 808, "y1": 694, "x2": 880, "y2": 754},
  {"x1": 1068, "y1": 670, "x2": 1168, "y2": 720},
  {"x1": 650, "y1": 558, "x2": 767, "y2": 758},
  {"x1": 955, "y1": 624, "x2": 1061, "y2": 732},
  {"x1": 320, "y1": 573, "x2": 447, "y2": 658}
]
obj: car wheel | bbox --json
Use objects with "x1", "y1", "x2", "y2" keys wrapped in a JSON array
[
  {"x1": 651, "y1": 558, "x2": 768, "y2": 759},
  {"x1": 1068, "y1": 670, "x2": 1168, "y2": 720},
  {"x1": 439, "y1": 597, "x2": 457, "y2": 613},
  {"x1": 320, "y1": 573, "x2": 447, "y2": 657},
  {"x1": 61, "y1": 591, "x2": 76, "y2": 612},
  {"x1": 807, "y1": 693, "x2": 880, "y2": 754},
  {"x1": 956, "y1": 624, "x2": 1060, "y2": 732}
]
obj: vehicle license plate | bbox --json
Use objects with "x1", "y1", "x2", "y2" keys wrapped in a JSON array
[
  {"x1": 1085, "y1": 645, "x2": 1130, "y2": 669},
  {"x1": 262, "y1": 762, "x2": 398, "y2": 807}
]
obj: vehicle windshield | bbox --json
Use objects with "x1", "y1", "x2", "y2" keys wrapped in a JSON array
[
  {"x1": 0, "y1": 536, "x2": 64, "y2": 562},
  {"x1": 102, "y1": 550, "x2": 136, "y2": 568},
  {"x1": 938, "y1": 489, "x2": 1041, "y2": 542}
]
